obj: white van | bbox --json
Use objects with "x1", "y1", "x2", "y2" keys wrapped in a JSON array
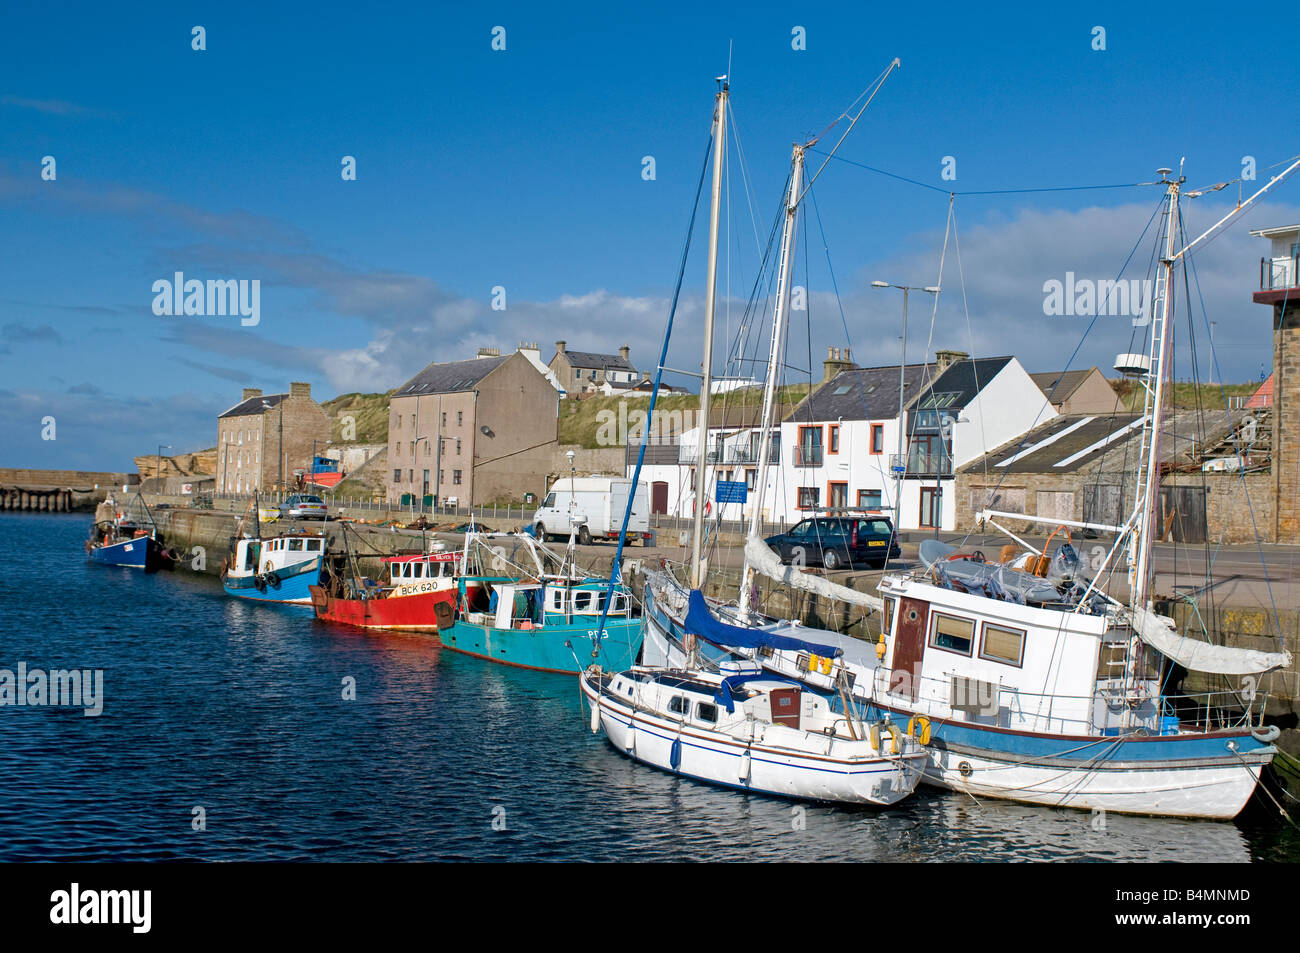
[{"x1": 532, "y1": 477, "x2": 651, "y2": 545}]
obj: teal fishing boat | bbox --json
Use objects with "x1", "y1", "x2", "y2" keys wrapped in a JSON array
[{"x1": 441, "y1": 533, "x2": 642, "y2": 674}]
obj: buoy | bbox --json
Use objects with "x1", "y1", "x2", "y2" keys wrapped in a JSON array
[{"x1": 669, "y1": 737, "x2": 682, "y2": 772}]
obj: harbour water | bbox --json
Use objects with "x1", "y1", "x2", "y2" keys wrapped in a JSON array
[{"x1": 2, "y1": 513, "x2": 1296, "y2": 862}]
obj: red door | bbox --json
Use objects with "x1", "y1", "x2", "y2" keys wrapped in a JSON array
[
  {"x1": 651, "y1": 481, "x2": 669, "y2": 515},
  {"x1": 768, "y1": 688, "x2": 802, "y2": 729},
  {"x1": 891, "y1": 597, "x2": 929, "y2": 700}
]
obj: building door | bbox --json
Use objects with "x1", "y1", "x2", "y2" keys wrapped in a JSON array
[
  {"x1": 1158, "y1": 487, "x2": 1207, "y2": 543},
  {"x1": 1036, "y1": 490, "x2": 1075, "y2": 523},
  {"x1": 891, "y1": 597, "x2": 929, "y2": 700},
  {"x1": 651, "y1": 481, "x2": 669, "y2": 515},
  {"x1": 919, "y1": 486, "x2": 942, "y2": 528}
]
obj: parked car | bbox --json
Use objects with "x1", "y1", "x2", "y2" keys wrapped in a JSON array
[
  {"x1": 279, "y1": 494, "x2": 329, "y2": 520},
  {"x1": 764, "y1": 515, "x2": 900, "y2": 570}
]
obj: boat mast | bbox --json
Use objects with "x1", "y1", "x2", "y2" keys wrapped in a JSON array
[
  {"x1": 738, "y1": 142, "x2": 806, "y2": 617},
  {"x1": 1129, "y1": 170, "x2": 1181, "y2": 609},
  {"x1": 689, "y1": 77, "x2": 728, "y2": 592}
]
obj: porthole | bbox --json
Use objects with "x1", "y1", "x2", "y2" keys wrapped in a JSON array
[{"x1": 958, "y1": 761, "x2": 973, "y2": 777}]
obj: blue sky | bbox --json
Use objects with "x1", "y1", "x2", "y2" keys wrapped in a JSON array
[{"x1": 2, "y1": 2, "x2": 1298, "y2": 468}]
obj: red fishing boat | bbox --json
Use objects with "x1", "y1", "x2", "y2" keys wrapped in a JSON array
[{"x1": 309, "y1": 551, "x2": 479, "y2": 634}]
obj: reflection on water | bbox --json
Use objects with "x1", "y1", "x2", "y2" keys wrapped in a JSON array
[{"x1": 0, "y1": 513, "x2": 1287, "y2": 862}]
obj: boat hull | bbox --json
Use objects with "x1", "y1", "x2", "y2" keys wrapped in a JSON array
[
  {"x1": 88, "y1": 535, "x2": 165, "y2": 571},
  {"x1": 222, "y1": 557, "x2": 321, "y2": 605},
  {"x1": 309, "y1": 585, "x2": 455, "y2": 634},
  {"x1": 440, "y1": 617, "x2": 642, "y2": 674},
  {"x1": 580, "y1": 672, "x2": 925, "y2": 805}
]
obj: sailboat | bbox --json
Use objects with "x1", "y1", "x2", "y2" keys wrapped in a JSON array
[
  {"x1": 582, "y1": 74, "x2": 927, "y2": 806},
  {"x1": 645, "y1": 161, "x2": 1300, "y2": 819}
]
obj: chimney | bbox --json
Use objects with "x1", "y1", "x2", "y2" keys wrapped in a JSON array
[
  {"x1": 641, "y1": 370, "x2": 650, "y2": 381},
  {"x1": 934, "y1": 349, "x2": 969, "y2": 374},
  {"x1": 823, "y1": 345, "x2": 855, "y2": 382},
  {"x1": 477, "y1": 346, "x2": 500, "y2": 358},
  {"x1": 619, "y1": 345, "x2": 630, "y2": 363},
  {"x1": 241, "y1": 387, "x2": 262, "y2": 402},
  {"x1": 289, "y1": 382, "x2": 311, "y2": 398},
  {"x1": 555, "y1": 340, "x2": 566, "y2": 355}
]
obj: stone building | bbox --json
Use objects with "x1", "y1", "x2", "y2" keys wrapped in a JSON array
[
  {"x1": 549, "y1": 341, "x2": 639, "y2": 395},
  {"x1": 216, "y1": 383, "x2": 330, "y2": 494},
  {"x1": 1251, "y1": 223, "x2": 1300, "y2": 542},
  {"x1": 1029, "y1": 366, "x2": 1118, "y2": 415},
  {"x1": 387, "y1": 351, "x2": 558, "y2": 506}
]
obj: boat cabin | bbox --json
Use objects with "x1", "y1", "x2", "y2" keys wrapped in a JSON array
[
  {"x1": 460, "y1": 577, "x2": 634, "y2": 631},
  {"x1": 383, "y1": 552, "x2": 462, "y2": 596},
  {"x1": 230, "y1": 534, "x2": 325, "y2": 577}
]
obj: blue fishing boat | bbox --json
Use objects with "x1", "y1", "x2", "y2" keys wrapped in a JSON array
[
  {"x1": 221, "y1": 533, "x2": 326, "y2": 605},
  {"x1": 440, "y1": 533, "x2": 642, "y2": 673},
  {"x1": 85, "y1": 495, "x2": 175, "y2": 572}
]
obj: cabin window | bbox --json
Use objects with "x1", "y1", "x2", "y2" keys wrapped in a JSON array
[
  {"x1": 441, "y1": 562, "x2": 453, "y2": 577},
  {"x1": 883, "y1": 597, "x2": 895, "y2": 638},
  {"x1": 929, "y1": 612, "x2": 974, "y2": 656},
  {"x1": 412, "y1": 562, "x2": 424, "y2": 578},
  {"x1": 695, "y1": 702, "x2": 718, "y2": 724},
  {"x1": 980, "y1": 623, "x2": 1025, "y2": 667},
  {"x1": 289, "y1": 539, "x2": 303, "y2": 551},
  {"x1": 795, "y1": 653, "x2": 811, "y2": 672},
  {"x1": 306, "y1": 540, "x2": 321, "y2": 552},
  {"x1": 668, "y1": 696, "x2": 688, "y2": 715},
  {"x1": 612, "y1": 595, "x2": 626, "y2": 613},
  {"x1": 574, "y1": 591, "x2": 592, "y2": 611},
  {"x1": 550, "y1": 590, "x2": 564, "y2": 611}
]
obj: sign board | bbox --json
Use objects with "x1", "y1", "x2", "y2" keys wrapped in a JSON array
[
  {"x1": 891, "y1": 465, "x2": 906, "y2": 473},
  {"x1": 715, "y1": 480, "x2": 748, "y2": 504},
  {"x1": 181, "y1": 483, "x2": 193, "y2": 494}
]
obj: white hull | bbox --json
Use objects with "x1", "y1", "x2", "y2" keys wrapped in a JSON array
[{"x1": 581, "y1": 675, "x2": 925, "y2": 806}]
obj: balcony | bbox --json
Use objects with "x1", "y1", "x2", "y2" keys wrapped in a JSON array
[
  {"x1": 1255, "y1": 255, "x2": 1300, "y2": 305},
  {"x1": 793, "y1": 445, "x2": 823, "y2": 467},
  {"x1": 893, "y1": 447, "x2": 953, "y2": 478}
]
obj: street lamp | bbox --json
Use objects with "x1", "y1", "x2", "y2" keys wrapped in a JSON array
[
  {"x1": 156, "y1": 444, "x2": 172, "y2": 496},
  {"x1": 871, "y1": 281, "x2": 940, "y2": 540}
]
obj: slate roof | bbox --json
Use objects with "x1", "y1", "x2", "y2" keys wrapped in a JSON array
[
  {"x1": 220, "y1": 393, "x2": 287, "y2": 418},
  {"x1": 561, "y1": 350, "x2": 636, "y2": 372},
  {"x1": 395, "y1": 355, "x2": 507, "y2": 397},
  {"x1": 913, "y1": 356, "x2": 1013, "y2": 411},
  {"x1": 1030, "y1": 368, "x2": 1096, "y2": 403},
  {"x1": 788, "y1": 362, "x2": 935, "y2": 423}
]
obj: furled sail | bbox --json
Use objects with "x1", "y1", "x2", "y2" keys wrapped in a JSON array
[
  {"x1": 743, "y1": 536, "x2": 884, "y2": 613},
  {"x1": 1129, "y1": 606, "x2": 1292, "y2": 676},
  {"x1": 684, "y1": 589, "x2": 846, "y2": 657}
]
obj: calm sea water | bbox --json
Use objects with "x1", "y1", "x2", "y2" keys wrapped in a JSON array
[{"x1": 0, "y1": 512, "x2": 1294, "y2": 862}]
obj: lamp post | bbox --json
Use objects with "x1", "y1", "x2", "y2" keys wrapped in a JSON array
[{"x1": 871, "y1": 281, "x2": 939, "y2": 540}]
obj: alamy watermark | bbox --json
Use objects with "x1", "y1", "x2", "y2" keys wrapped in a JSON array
[
  {"x1": 152, "y1": 272, "x2": 260, "y2": 326},
  {"x1": 0, "y1": 663, "x2": 103, "y2": 716},
  {"x1": 1043, "y1": 272, "x2": 1152, "y2": 326}
]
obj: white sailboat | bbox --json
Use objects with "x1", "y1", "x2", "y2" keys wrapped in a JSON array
[
  {"x1": 582, "y1": 75, "x2": 926, "y2": 806},
  {"x1": 644, "y1": 160, "x2": 1300, "y2": 820}
]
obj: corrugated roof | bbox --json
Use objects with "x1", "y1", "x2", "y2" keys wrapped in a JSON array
[
  {"x1": 395, "y1": 355, "x2": 507, "y2": 396},
  {"x1": 220, "y1": 393, "x2": 287, "y2": 418},
  {"x1": 561, "y1": 350, "x2": 635, "y2": 372},
  {"x1": 788, "y1": 362, "x2": 935, "y2": 422}
]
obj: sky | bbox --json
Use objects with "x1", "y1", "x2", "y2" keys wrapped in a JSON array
[{"x1": 2, "y1": 2, "x2": 1298, "y2": 469}]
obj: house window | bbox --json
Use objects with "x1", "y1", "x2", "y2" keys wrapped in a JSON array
[
  {"x1": 870, "y1": 424, "x2": 884, "y2": 454},
  {"x1": 408, "y1": 469, "x2": 414, "y2": 483},
  {"x1": 797, "y1": 486, "x2": 819, "y2": 510},
  {"x1": 828, "y1": 425, "x2": 840, "y2": 454},
  {"x1": 929, "y1": 612, "x2": 975, "y2": 656},
  {"x1": 453, "y1": 470, "x2": 463, "y2": 485},
  {"x1": 858, "y1": 489, "x2": 882, "y2": 510},
  {"x1": 395, "y1": 415, "x2": 401, "y2": 429},
  {"x1": 395, "y1": 443, "x2": 401, "y2": 457},
  {"x1": 745, "y1": 468, "x2": 756, "y2": 491},
  {"x1": 796, "y1": 425, "x2": 823, "y2": 466},
  {"x1": 457, "y1": 411, "x2": 463, "y2": 426},
  {"x1": 456, "y1": 438, "x2": 462, "y2": 455},
  {"x1": 980, "y1": 623, "x2": 1026, "y2": 667},
  {"x1": 827, "y1": 482, "x2": 848, "y2": 508},
  {"x1": 441, "y1": 412, "x2": 447, "y2": 426}
]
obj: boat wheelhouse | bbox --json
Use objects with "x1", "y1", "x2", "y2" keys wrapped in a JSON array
[
  {"x1": 310, "y1": 550, "x2": 480, "y2": 633},
  {"x1": 222, "y1": 532, "x2": 325, "y2": 604}
]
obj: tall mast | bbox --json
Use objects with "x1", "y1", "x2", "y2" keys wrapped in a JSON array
[
  {"x1": 689, "y1": 77, "x2": 728, "y2": 592},
  {"x1": 738, "y1": 142, "x2": 806, "y2": 616},
  {"x1": 1129, "y1": 170, "x2": 1181, "y2": 608}
]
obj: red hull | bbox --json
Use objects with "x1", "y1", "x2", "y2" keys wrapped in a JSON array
[{"x1": 309, "y1": 586, "x2": 456, "y2": 634}]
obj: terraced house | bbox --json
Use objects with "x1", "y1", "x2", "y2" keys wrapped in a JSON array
[
  {"x1": 549, "y1": 341, "x2": 639, "y2": 395},
  {"x1": 387, "y1": 350, "x2": 558, "y2": 507}
]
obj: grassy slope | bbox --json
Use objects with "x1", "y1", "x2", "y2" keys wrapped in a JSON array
[
  {"x1": 321, "y1": 391, "x2": 394, "y2": 444},
  {"x1": 1109, "y1": 379, "x2": 1261, "y2": 413}
]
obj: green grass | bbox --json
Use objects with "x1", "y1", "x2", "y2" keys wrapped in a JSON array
[
  {"x1": 1109, "y1": 379, "x2": 1261, "y2": 413},
  {"x1": 322, "y1": 391, "x2": 394, "y2": 444}
]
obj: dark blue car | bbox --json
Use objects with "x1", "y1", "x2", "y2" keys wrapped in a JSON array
[{"x1": 764, "y1": 516, "x2": 901, "y2": 570}]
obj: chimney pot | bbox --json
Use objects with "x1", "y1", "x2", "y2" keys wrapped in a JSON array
[
  {"x1": 555, "y1": 340, "x2": 566, "y2": 355},
  {"x1": 242, "y1": 387, "x2": 263, "y2": 402}
]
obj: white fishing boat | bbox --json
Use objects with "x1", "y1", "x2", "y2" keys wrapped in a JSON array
[
  {"x1": 643, "y1": 161, "x2": 1300, "y2": 820},
  {"x1": 586, "y1": 73, "x2": 926, "y2": 806}
]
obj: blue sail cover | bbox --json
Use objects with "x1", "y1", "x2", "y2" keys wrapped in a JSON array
[
  {"x1": 684, "y1": 589, "x2": 845, "y2": 658},
  {"x1": 714, "y1": 671, "x2": 806, "y2": 713}
]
